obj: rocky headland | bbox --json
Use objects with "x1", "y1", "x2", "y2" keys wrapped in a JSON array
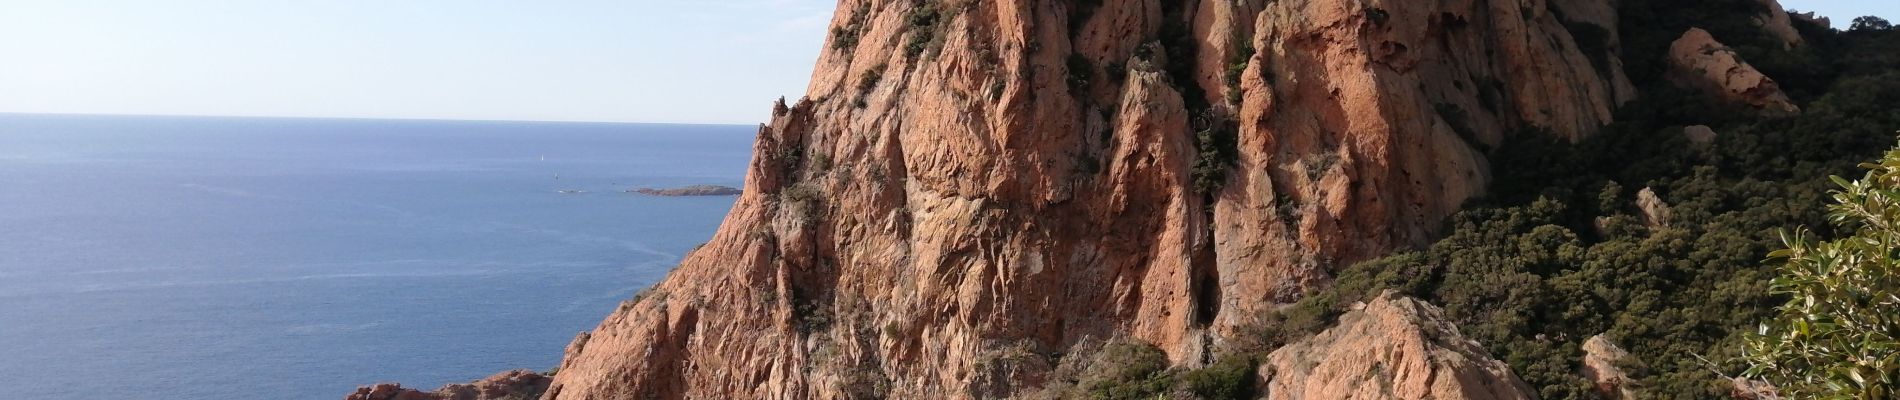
[{"x1": 344, "y1": 0, "x2": 1857, "y2": 397}]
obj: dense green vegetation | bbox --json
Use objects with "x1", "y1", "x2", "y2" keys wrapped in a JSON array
[
  {"x1": 1744, "y1": 147, "x2": 1900, "y2": 399},
  {"x1": 1028, "y1": 339, "x2": 1255, "y2": 400},
  {"x1": 1232, "y1": 9, "x2": 1900, "y2": 399}
]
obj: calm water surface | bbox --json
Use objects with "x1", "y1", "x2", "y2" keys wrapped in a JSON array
[{"x1": 0, "y1": 114, "x2": 753, "y2": 399}]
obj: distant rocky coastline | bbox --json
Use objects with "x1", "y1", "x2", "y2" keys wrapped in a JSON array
[
  {"x1": 629, "y1": 184, "x2": 741, "y2": 196},
  {"x1": 345, "y1": 370, "x2": 548, "y2": 400}
]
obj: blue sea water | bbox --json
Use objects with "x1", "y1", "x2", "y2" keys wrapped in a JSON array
[{"x1": 0, "y1": 114, "x2": 754, "y2": 399}]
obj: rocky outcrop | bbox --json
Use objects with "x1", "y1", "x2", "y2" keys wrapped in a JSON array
[
  {"x1": 1685, "y1": 125, "x2": 1719, "y2": 148},
  {"x1": 1256, "y1": 291, "x2": 1535, "y2": 400},
  {"x1": 345, "y1": 370, "x2": 549, "y2": 400},
  {"x1": 1582, "y1": 335, "x2": 1642, "y2": 400},
  {"x1": 1668, "y1": 28, "x2": 1801, "y2": 116},
  {"x1": 1790, "y1": 11, "x2": 1831, "y2": 30},
  {"x1": 537, "y1": 0, "x2": 1637, "y2": 398},
  {"x1": 1636, "y1": 187, "x2": 1672, "y2": 228},
  {"x1": 631, "y1": 185, "x2": 743, "y2": 196}
]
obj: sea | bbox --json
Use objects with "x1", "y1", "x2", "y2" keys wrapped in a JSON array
[{"x1": 0, "y1": 114, "x2": 754, "y2": 399}]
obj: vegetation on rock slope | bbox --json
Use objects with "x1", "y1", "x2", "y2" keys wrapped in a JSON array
[{"x1": 1233, "y1": 10, "x2": 1900, "y2": 400}]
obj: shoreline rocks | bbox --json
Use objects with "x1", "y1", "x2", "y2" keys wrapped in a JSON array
[{"x1": 344, "y1": 370, "x2": 549, "y2": 400}]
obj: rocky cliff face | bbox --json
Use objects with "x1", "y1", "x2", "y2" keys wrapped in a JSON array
[
  {"x1": 539, "y1": 0, "x2": 1636, "y2": 398},
  {"x1": 1256, "y1": 291, "x2": 1535, "y2": 400}
]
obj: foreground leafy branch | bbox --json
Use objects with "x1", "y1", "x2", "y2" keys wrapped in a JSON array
[{"x1": 1747, "y1": 143, "x2": 1900, "y2": 399}]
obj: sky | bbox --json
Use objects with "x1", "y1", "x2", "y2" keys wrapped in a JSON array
[
  {"x1": 1782, "y1": 1, "x2": 1900, "y2": 28},
  {"x1": 0, "y1": 1, "x2": 1890, "y2": 125},
  {"x1": 0, "y1": 1, "x2": 836, "y2": 125}
]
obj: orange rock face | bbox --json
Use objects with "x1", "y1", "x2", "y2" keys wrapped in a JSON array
[
  {"x1": 1257, "y1": 291, "x2": 1536, "y2": 400},
  {"x1": 1667, "y1": 28, "x2": 1801, "y2": 116},
  {"x1": 1212, "y1": 0, "x2": 1633, "y2": 332},
  {"x1": 539, "y1": 0, "x2": 1634, "y2": 398}
]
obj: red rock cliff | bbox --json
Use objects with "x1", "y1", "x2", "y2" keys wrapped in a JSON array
[{"x1": 542, "y1": 0, "x2": 1632, "y2": 398}]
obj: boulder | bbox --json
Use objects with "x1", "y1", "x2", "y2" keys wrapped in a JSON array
[
  {"x1": 1668, "y1": 28, "x2": 1801, "y2": 116},
  {"x1": 1636, "y1": 187, "x2": 1673, "y2": 228},
  {"x1": 1684, "y1": 125, "x2": 1718, "y2": 148},
  {"x1": 1257, "y1": 291, "x2": 1535, "y2": 400},
  {"x1": 1581, "y1": 335, "x2": 1642, "y2": 399}
]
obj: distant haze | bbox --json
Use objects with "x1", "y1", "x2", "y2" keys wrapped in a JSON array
[
  {"x1": 0, "y1": 1, "x2": 834, "y2": 125},
  {"x1": 0, "y1": 1, "x2": 1890, "y2": 124}
]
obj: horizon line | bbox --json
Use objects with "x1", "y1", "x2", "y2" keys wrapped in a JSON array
[{"x1": 0, "y1": 111, "x2": 766, "y2": 127}]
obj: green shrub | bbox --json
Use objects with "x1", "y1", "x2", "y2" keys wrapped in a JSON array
[
  {"x1": 1156, "y1": 2, "x2": 1208, "y2": 112},
  {"x1": 795, "y1": 297, "x2": 833, "y2": 334},
  {"x1": 781, "y1": 183, "x2": 826, "y2": 225},
  {"x1": 1065, "y1": 54, "x2": 1093, "y2": 91},
  {"x1": 1191, "y1": 113, "x2": 1239, "y2": 194},
  {"x1": 1301, "y1": 151, "x2": 1339, "y2": 182},
  {"x1": 1745, "y1": 146, "x2": 1900, "y2": 399},
  {"x1": 1078, "y1": 340, "x2": 1174, "y2": 399},
  {"x1": 830, "y1": 4, "x2": 871, "y2": 51},
  {"x1": 1182, "y1": 354, "x2": 1256, "y2": 400},
  {"x1": 903, "y1": 3, "x2": 943, "y2": 60},
  {"x1": 1223, "y1": 34, "x2": 1255, "y2": 105},
  {"x1": 855, "y1": 64, "x2": 885, "y2": 108}
]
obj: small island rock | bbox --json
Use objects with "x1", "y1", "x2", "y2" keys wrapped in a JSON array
[
  {"x1": 631, "y1": 185, "x2": 742, "y2": 196},
  {"x1": 344, "y1": 369, "x2": 549, "y2": 400}
]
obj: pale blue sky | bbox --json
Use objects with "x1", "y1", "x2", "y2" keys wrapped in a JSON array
[
  {"x1": 0, "y1": 1, "x2": 1889, "y2": 124},
  {"x1": 1782, "y1": 1, "x2": 1899, "y2": 29},
  {"x1": 0, "y1": 1, "x2": 835, "y2": 124}
]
